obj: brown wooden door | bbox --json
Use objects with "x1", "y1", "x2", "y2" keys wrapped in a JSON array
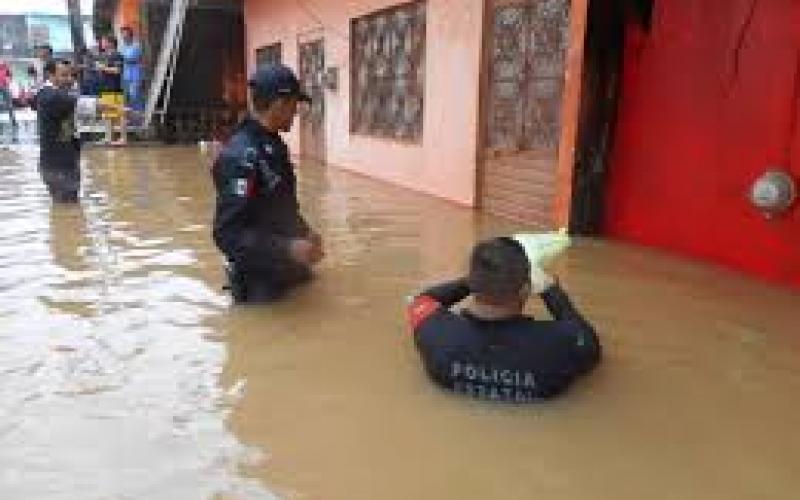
[
  {"x1": 480, "y1": 0, "x2": 572, "y2": 227},
  {"x1": 298, "y1": 39, "x2": 326, "y2": 164}
]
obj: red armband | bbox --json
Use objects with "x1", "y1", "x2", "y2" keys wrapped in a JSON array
[{"x1": 407, "y1": 295, "x2": 441, "y2": 331}]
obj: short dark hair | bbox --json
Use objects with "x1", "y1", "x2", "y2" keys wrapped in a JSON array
[
  {"x1": 468, "y1": 237, "x2": 531, "y2": 302},
  {"x1": 37, "y1": 44, "x2": 53, "y2": 54},
  {"x1": 44, "y1": 60, "x2": 57, "y2": 77},
  {"x1": 121, "y1": 26, "x2": 133, "y2": 35}
]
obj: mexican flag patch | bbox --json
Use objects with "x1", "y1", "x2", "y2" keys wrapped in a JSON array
[{"x1": 231, "y1": 178, "x2": 251, "y2": 197}]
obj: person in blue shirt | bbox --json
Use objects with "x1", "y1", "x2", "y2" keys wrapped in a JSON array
[
  {"x1": 97, "y1": 36, "x2": 127, "y2": 144},
  {"x1": 119, "y1": 27, "x2": 143, "y2": 114},
  {"x1": 78, "y1": 48, "x2": 102, "y2": 97}
]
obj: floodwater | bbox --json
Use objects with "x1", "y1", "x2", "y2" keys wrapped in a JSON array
[{"x1": 0, "y1": 144, "x2": 798, "y2": 500}]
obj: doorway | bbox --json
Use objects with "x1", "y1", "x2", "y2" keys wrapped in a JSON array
[
  {"x1": 479, "y1": 0, "x2": 572, "y2": 228},
  {"x1": 298, "y1": 38, "x2": 326, "y2": 164}
]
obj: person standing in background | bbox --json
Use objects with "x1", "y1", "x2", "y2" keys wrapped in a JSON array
[
  {"x1": 36, "y1": 60, "x2": 131, "y2": 202},
  {"x1": 34, "y1": 44, "x2": 54, "y2": 86},
  {"x1": 36, "y1": 60, "x2": 84, "y2": 202},
  {"x1": 30, "y1": 44, "x2": 55, "y2": 103},
  {"x1": 35, "y1": 44, "x2": 54, "y2": 66},
  {"x1": 0, "y1": 60, "x2": 19, "y2": 140},
  {"x1": 23, "y1": 65, "x2": 40, "y2": 107},
  {"x1": 78, "y1": 47, "x2": 102, "y2": 98},
  {"x1": 96, "y1": 36, "x2": 126, "y2": 144},
  {"x1": 119, "y1": 27, "x2": 143, "y2": 116}
]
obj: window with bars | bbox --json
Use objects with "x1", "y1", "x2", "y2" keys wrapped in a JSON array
[
  {"x1": 256, "y1": 42, "x2": 282, "y2": 68},
  {"x1": 350, "y1": 1, "x2": 426, "y2": 141}
]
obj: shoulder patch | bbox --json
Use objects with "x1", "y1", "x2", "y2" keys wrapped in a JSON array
[
  {"x1": 230, "y1": 177, "x2": 254, "y2": 198},
  {"x1": 407, "y1": 295, "x2": 442, "y2": 331}
]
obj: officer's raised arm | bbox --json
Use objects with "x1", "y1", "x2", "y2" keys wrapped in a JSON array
[
  {"x1": 539, "y1": 282, "x2": 602, "y2": 374},
  {"x1": 407, "y1": 278, "x2": 471, "y2": 332}
]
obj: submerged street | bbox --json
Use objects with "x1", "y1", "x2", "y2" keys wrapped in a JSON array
[{"x1": 0, "y1": 145, "x2": 798, "y2": 499}]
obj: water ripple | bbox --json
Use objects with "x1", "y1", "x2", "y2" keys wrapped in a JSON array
[{"x1": 0, "y1": 146, "x2": 274, "y2": 499}]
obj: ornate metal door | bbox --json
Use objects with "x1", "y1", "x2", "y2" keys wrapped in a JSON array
[
  {"x1": 480, "y1": 0, "x2": 571, "y2": 227},
  {"x1": 298, "y1": 39, "x2": 326, "y2": 163}
]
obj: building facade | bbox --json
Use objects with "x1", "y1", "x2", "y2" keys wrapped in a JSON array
[
  {"x1": 243, "y1": 0, "x2": 800, "y2": 289},
  {"x1": 244, "y1": 0, "x2": 587, "y2": 228}
]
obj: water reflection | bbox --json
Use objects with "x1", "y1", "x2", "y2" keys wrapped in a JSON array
[{"x1": 0, "y1": 145, "x2": 275, "y2": 499}]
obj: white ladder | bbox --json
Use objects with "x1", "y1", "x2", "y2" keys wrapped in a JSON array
[{"x1": 142, "y1": 0, "x2": 189, "y2": 130}]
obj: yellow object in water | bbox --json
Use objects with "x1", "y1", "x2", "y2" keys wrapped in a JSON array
[{"x1": 511, "y1": 228, "x2": 571, "y2": 268}]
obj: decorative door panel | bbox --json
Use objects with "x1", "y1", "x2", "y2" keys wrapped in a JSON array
[
  {"x1": 299, "y1": 39, "x2": 325, "y2": 163},
  {"x1": 481, "y1": 0, "x2": 571, "y2": 226}
]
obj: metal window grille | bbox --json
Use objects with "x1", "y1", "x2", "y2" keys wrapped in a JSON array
[
  {"x1": 488, "y1": 0, "x2": 570, "y2": 150},
  {"x1": 350, "y1": 1, "x2": 426, "y2": 141}
]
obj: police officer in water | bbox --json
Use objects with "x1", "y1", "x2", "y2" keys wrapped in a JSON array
[{"x1": 212, "y1": 64, "x2": 324, "y2": 303}]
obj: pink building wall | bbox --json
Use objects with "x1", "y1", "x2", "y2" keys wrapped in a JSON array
[{"x1": 244, "y1": 0, "x2": 485, "y2": 206}]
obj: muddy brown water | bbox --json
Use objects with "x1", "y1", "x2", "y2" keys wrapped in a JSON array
[{"x1": 0, "y1": 145, "x2": 798, "y2": 499}]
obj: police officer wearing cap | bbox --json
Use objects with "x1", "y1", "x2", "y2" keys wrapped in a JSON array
[{"x1": 212, "y1": 64, "x2": 324, "y2": 303}]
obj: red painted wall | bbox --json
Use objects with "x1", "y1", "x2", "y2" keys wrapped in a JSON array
[{"x1": 606, "y1": 0, "x2": 800, "y2": 288}]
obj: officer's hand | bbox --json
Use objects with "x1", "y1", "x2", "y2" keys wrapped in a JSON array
[{"x1": 289, "y1": 238, "x2": 316, "y2": 266}]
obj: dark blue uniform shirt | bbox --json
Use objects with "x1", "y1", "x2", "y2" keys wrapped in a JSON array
[
  {"x1": 409, "y1": 279, "x2": 601, "y2": 402},
  {"x1": 212, "y1": 117, "x2": 311, "y2": 277}
]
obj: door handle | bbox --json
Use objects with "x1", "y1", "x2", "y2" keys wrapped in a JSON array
[{"x1": 750, "y1": 169, "x2": 797, "y2": 218}]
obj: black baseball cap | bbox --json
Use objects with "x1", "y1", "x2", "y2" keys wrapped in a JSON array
[{"x1": 248, "y1": 64, "x2": 311, "y2": 103}]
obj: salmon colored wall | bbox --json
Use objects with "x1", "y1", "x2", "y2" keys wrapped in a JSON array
[
  {"x1": 607, "y1": 0, "x2": 800, "y2": 288},
  {"x1": 244, "y1": 0, "x2": 485, "y2": 206}
]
